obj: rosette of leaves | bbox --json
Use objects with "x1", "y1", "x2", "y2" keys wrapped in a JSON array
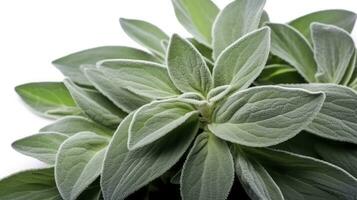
[{"x1": 2, "y1": 0, "x2": 357, "y2": 200}]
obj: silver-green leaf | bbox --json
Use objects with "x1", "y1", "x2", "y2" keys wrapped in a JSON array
[
  {"x1": 208, "y1": 86, "x2": 325, "y2": 147},
  {"x1": 167, "y1": 34, "x2": 213, "y2": 96},
  {"x1": 181, "y1": 132, "x2": 234, "y2": 200},
  {"x1": 213, "y1": 27, "x2": 270, "y2": 91},
  {"x1": 212, "y1": 0, "x2": 266, "y2": 59}
]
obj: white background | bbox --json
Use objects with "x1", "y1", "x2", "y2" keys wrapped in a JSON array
[{"x1": 0, "y1": 0, "x2": 356, "y2": 179}]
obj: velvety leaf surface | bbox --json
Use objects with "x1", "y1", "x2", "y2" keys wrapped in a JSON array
[
  {"x1": 12, "y1": 133, "x2": 68, "y2": 165},
  {"x1": 64, "y1": 79, "x2": 126, "y2": 128},
  {"x1": 209, "y1": 86, "x2": 325, "y2": 147},
  {"x1": 52, "y1": 46, "x2": 159, "y2": 85},
  {"x1": 268, "y1": 23, "x2": 317, "y2": 82},
  {"x1": 213, "y1": 27, "x2": 270, "y2": 90},
  {"x1": 255, "y1": 64, "x2": 305, "y2": 85},
  {"x1": 55, "y1": 132, "x2": 108, "y2": 200},
  {"x1": 120, "y1": 18, "x2": 169, "y2": 57},
  {"x1": 172, "y1": 0, "x2": 219, "y2": 46},
  {"x1": 99, "y1": 60, "x2": 180, "y2": 99},
  {"x1": 212, "y1": 0, "x2": 266, "y2": 59},
  {"x1": 101, "y1": 113, "x2": 199, "y2": 200},
  {"x1": 289, "y1": 9, "x2": 357, "y2": 41},
  {"x1": 311, "y1": 23, "x2": 355, "y2": 84},
  {"x1": 167, "y1": 34, "x2": 213, "y2": 96},
  {"x1": 0, "y1": 168, "x2": 62, "y2": 200},
  {"x1": 15, "y1": 82, "x2": 81, "y2": 119},
  {"x1": 129, "y1": 99, "x2": 198, "y2": 150},
  {"x1": 181, "y1": 132, "x2": 234, "y2": 200}
]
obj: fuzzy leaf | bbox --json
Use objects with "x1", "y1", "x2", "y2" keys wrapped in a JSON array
[
  {"x1": 12, "y1": 133, "x2": 68, "y2": 165},
  {"x1": 208, "y1": 86, "x2": 325, "y2": 147},
  {"x1": 64, "y1": 79, "x2": 126, "y2": 128},
  {"x1": 172, "y1": 0, "x2": 219, "y2": 46},
  {"x1": 40, "y1": 116, "x2": 114, "y2": 137},
  {"x1": 267, "y1": 23, "x2": 317, "y2": 82},
  {"x1": 289, "y1": 9, "x2": 357, "y2": 41},
  {"x1": 259, "y1": 11, "x2": 270, "y2": 27},
  {"x1": 0, "y1": 168, "x2": 61, "y2": 200},
  {"x1": 55, "y1": 132, "x2": 108, "y2": 200},
  {"x1": 285, "y1": 84, "x2": 357, "y2": 144},
  {"x1": 212, "y1": 0, "x2": 266, "y2": 59},
  {"x1": 233, "y1": 147, "x2": 284, "y2": 200},
  {"x1": 52, "y1": 46, "x2": 159, "y2": 85},
  {"x1": 120, "y1": 18, "x2": 169, "y2": 57},
  {"x1": 311, "y1": 23, "x2": 355, "y2": 84},
  {"x1": 129, "y1": 100, "x2": 199, "y2": 150},
  {"x1": 101, "y1": 113, "x2": 199, "y2": 200},
  {"x1": 256, "y1": 64, "x2": 305, "y2": 85},
  {"x1": 341, "y1": 51, "x2": 356, "y2": 86},
  {"x1": 213, "y1": 27, "x2": 270, "y2": 90},
  {"x1": 167, "y1": 34, "x2": 213, "y2": 95},
  {"x1": 15, "y1": 82, "x2": 81, "y2": 119},
  {"x1": 84, "y1": 68, "x2": 150, "y2": 113},
  {"x1": 181, "y1": 132, "x2": 234, "y2": 200},
  {"x1": 248, "y1": 148, "x2": 357, "y2": 200},
  {"x1": 99, "y1": 60, "x2": 180, "y2": 99}
]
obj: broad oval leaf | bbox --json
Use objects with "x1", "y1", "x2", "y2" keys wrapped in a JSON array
[
  {"x1": 213, "y1": 27, "x2": 270, "y2": 90},
  {"x1": 12, "y1": 132, "x2": 68, "y2": 165},
  {"x1": 52, "y1": 46, "x2": 159, "y2": 85},
  {"x1": 55, "y1": 132, "x2": 108, "y2": 200},
  {"x1": 233, "y1": 146, "x2": 284, "y2": 200},
  {"x1": 129, "y1": 99, "x2": 199, "y2": 150},
  {"x1": 84, "y1": 68, "x2": 150, "y2": 113},
  {"x1": 120, "y1": 18, "x2": 169, "y2": 58},
  {"x1": 64, "y1": 79, "x2": 126, "y2": 128},
  {"x1": 267, "y1": 23, "x2": 317, "y2": 82},
  {"x1": 289, "y1": 9, "x2": 357, "y2": 41},
  {"x1": 167, "y1": 34, "x2": 213, "y2": 96},
  {"x1": 181, "y1": 132, "x2": 234, "y2": 200},
  {"x1": 99, "y1": 59, "x2": 180, "y2": 99},
  {"x1": 248, "y1": 148, "x2": 357, "y2": 200},
  {"x1": 0, "y1": 168, "x2": 61, "y2": 200},
  {"x1": 284, "y1": 84, "x2": 357, "y2": 144},
  {"x1": 172, "y1": 0, "x2": 219, "y2": 46},
  {"x1": 40, "y1": 116, "x2": 114, "y2": 137},
  {"x1": 208, "y1": 86, "x2": 325, "y2": 147},
  {"x1": 311, "y1": 23, "x2": 355, "y2": 84},
  {"x1": 212, "y1": 0, "x2": 266, "y2": 59},
  {"x1": 15, "y1": 82, "x2": 81, "y2": 119},
  {"x1": 101, "y1": 113, "x2": 199, "y2": 200},
  {"x1": 255, "y1": 64, "x2": 305, "y2": 85}
]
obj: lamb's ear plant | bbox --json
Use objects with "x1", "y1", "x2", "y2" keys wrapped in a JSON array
[{"x1": 2, "y1": 0, "x2": 357, "y2": 200}]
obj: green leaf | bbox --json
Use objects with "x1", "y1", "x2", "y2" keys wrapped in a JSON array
[
  {"x1": 188, "y1": 38, "x2": 213, "y2": 61},
  {"x1": 120, "y1": 18, "x2": 169, "y2": 58},
  {"x1": 289, "y1": 9, "x2": 357, "y2": 41},
  {"x1": 311, "y1": 23, "x2": 355, "y2": 84},
  {"x1": 284, "y1": 84, "x2": 357, "y2": 144},
  {"x1": 15, "y1": 82, "x2": 81, "y2": 119},
  {"x1": 341, "y1": 51, "x2": 356, "y2": 85},
  {"x1": 40, "y1": 116, "x2": 114, "y2": 137},
  {"x1": 255, "y1": 64, "x2": 305, "y2": 85},
  {"x1": 101, "y1": 113, "x2": 199, "y2": 200},
  {"x1": 267, "y1": 23, "x2": 317, "y2": 82},
  {"x1": 181, "y1": 132, "x2": 234, "y2": 200},
  {"x1": 213, "y1": 27, "x2": 270, "y2": 91},
  {"x1": 64, "y1": 79, "x2": 126, "y2": 128},
  {"x1": 172, "y1": 0, "x2": 219, "y2": 46},
  {"x1": 55, "y1": 132, "x2": 108, "y2": 200},
  {"x1": 52, "y1": 46, "x2": 159, "y2": 85},
  {"x1": 233, "y1": 146, "x2": 284, "y2": 200},
  {"x1": 83, "y1": 68, "x2": 150, "y2": 113},
  {"x1": 129, "y1": 99, "x2": 199, "y2": 150},
  {"x1": 212, "y1": 0, "x2": 266, "y2": 59},
  {"x1": 259, "y1": 10, "x2": 270, "y2": 27},
  {"x1": 12, "y1": 132, "x2": 68, "y2": 165},
  {"x1": 248, "y1": 148, "x2": 357, "y2": 200},
  {"x1": 99, "y1": 60, "x2": 180, "y2": 99},
  {"x1": 167, "y1": 34, "x2": 213, "y2": 95},
  {"x1": 77, "y1": 180, "x2": 102, "y2": 200},
  {"x1": 0, "y1": 168, "x2": 61, "y2": 200},
  {"x1": 208, "y1": 86, "x2": 325, "y2": 147}
]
